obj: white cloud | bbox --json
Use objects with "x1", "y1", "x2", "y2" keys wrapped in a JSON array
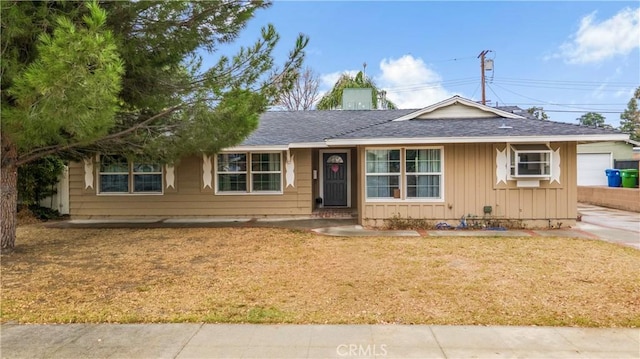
[
  {"x1": 376, "y1": 55, "x2": 451, "y2": 108},
  {"x1": 556, "y1": 7, "x2": 640, "y2": 64}
]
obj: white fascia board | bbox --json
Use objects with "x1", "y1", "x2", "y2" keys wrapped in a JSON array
[
  {"x1": 392, "y1": 95, "x2": 524, "y2": 121},
  {"x1": 287, "y1": 142, "x2": 328, "y2": 148},
  {"x1": 223, "y1": 143, "x2": 328, "y2": 152},
  {"x1": 221, "y1": 145, "x2": 289, "y2": 152},
  {"x1": 325, "y1": 134, "x2": 630, "y2": 146}
]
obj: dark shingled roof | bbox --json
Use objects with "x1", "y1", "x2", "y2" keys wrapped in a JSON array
[
  {"x1": 240, "y1": 109, "x2": 415, "y2": 146},
  {"x1": 333, "y1": 117, "x2": 622, "y2": 139},
  {"x1": 241, "y1": 109, "x2": 623, "y2": 146}
]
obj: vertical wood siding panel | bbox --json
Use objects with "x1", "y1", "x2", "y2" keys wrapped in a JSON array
[
  {"x1": 496, "y1": 189, "x2": 507, "y2": 217},
  {"x1": 509, "y1": 189, "x2": 520, "y2": 219},
  {"x1": 535, "y1": 189, "x2": 547, "y2": 218},
  {"x1": 545, "y1": 189, "x2": 554, "y2": 218},
  {"x1": 453, "y1": 144, "x2": 465, "y2": 217},
  {"x1": 566, "y1": 142, "x2": 578, "y2": 219}
]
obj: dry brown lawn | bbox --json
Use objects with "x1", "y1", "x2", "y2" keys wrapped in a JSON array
[{"x1": 1, "y1": 224, "x2": 639, "y2": 327}]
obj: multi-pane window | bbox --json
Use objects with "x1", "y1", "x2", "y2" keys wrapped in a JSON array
[
  {"x1": 99, "y1": 155, "x2": 162, "y2": 194},
  {"x1": 365, "y1": 149, "x2": 401, "y2": 198},
  {"x1": 251, "y1": 153, "x2": 281, "y2": 191},
  {"x1": 132, "y1": 163, "x2": 163, "y2": 192},
  {"x1": 216, "y1": 152, "x2": 282, "y2": 193},
  {"x1": 406, "y1": 149, "x2": 442, "y2": 199},
  {"x1": 365, "y1": 148, "x2": 443, "y2": 200},
  {"x1": 509, "y1": 144, "x2": 551, "y2": 178},
  {"x1": 217, "y1": 153, "x2": 247, "y2": 192}
]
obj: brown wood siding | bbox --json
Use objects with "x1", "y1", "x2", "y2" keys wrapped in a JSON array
[
  {"x1": 359, "y1": 142, "x2": 577, "y2": 228},
  {"x1": 69, "y1": 149, "x2": 313, "y2": 218}
]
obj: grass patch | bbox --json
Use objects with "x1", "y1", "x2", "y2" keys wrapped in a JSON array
[{"x1": 1, "y1": 224, "x2": 639, "y2": 327}]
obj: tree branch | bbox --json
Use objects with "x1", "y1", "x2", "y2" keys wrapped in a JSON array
[{"x1": 17, "y1": 102, "x2": 188, "y2": 166}]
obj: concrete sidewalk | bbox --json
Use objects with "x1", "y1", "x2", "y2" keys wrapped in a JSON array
[{"x1": 2, "y1": 323, "x2": 638, "y2": 358}]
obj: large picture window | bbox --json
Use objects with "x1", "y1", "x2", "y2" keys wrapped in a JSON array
[
  {"x1": 216, "y1": 152, "x2": 282, "y2": 193},
  {"x1": 365, "y1": 148, "x2": 443, "y2": 200},
  {"x1": 99, "y1": 155, "x2": 162, "y2": 194},
  {"x1": 509, "y1": 144, "x2": 551, "y2": 178}
]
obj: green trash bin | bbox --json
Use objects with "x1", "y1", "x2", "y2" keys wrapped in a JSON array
[{"x1": 620, "y1": 169, "x2": 639, "y2": 188}]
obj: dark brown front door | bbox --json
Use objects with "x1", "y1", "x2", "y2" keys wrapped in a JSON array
[{"x1": 323, "y1": 153, "x2": 347, "y2": 206}]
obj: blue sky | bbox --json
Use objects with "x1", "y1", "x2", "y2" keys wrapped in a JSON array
[{"x1": 217, "y1": 1, "x2": 639, "y2": 127}]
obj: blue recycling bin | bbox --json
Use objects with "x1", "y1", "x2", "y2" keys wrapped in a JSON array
[{"x1": 605, "y1": 169, "x2": 621, "y2": 187}]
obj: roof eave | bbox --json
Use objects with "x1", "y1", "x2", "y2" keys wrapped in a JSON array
[
  {"x1": 223, "y1": 142, "x2": 329, "y2": 152},
  {"x1": 325, "y1": 133, "x2": 630, "y2": 146}
]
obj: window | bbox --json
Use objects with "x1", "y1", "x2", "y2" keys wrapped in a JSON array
[
  {"x1": 216, "y1": 152, "x2": 282, "y2": 193},
  {"x1": 99, "y1": 155, "x2": 162, "y2": 194},
  {"x1": 365, "y1": 148, "x2": 443, "y2": 200},
  {"x1": 365, "y1": 149, "x2": 400, "y2": 198},
  {"x1": 251, "y1": 153, "x2": 281, "y2": 191},
  {"x1": 406, "y1": 149, "x2": 442, "y2": 199},
  {"x1": 217, "y1": 153, "x2": 247, "y2": 192},
  {"x1": 509, "y1": 144, "x2": 551, "y2": 178}
]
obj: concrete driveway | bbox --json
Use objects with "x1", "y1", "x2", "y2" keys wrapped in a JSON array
[{"x1": 577, "y1": 203, "x2": 640, "y2": 249}]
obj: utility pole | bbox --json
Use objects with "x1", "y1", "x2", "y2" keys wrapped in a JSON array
[{"x1": 477, "y1": 50, "x2": 490, "y2": 105}]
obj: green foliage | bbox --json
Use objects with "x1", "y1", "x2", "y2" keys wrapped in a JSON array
[
  {"x1": 526, "y1": 106, "x2": 549, "y2": 120},
  {"x1": 3, "y1": 1, "x2": 124, "y2": 153},
  {"x1": 27, "y1": 205, "x2": 63, "y2": 221},
  {"x1": 577, "y1": 112, "x2": 606, "y2": 127},
  {"x1": 17, "y1": 156, "x2": 65, "y2": 206},
  {"x1": 317, "y1": 71, "x2": 397, "y2": 110},
  {"x1": 385, "y1": 214, "x2": 433, "y2": 230},
  {"x1": 2, "y1": 1, "x2": 307, "y2": 165},
  {"x1": 1, "y1": 0, "x2": 307, "y2": 248},
  {"x1": 619, "y1": 87, "x2": 640, "y2": 141}
]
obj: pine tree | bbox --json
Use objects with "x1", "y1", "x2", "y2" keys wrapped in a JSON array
[
  {"x1": 1, "y1": 1, "x2": 307, "y2": 251},
  {"x1": 577, "y1": 112, "x2": 606, "y2": 127},
  {"x1": 619, "y1": 87, "x2": 640, "y2": 141}
]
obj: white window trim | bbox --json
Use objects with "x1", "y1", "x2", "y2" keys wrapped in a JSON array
[
  {"x1": 404, "y1": 146, "x2": 444, "y2": 202},
  {"x1": 214, "y1": 151, "x2": 283, "y2": 195},
  {"x1": 365, "y1": 147, "x2": 445, "y2": 203},
  {"x1": 508, "y1": 144, "x2": 552, "y2": 180},
  {"x1": 215, "y1": 153, "x2": 248, "y2": 193},
  {"x1": 97, "y1": 155, "x2": 164, "y2": 196},
  {"x1": 364, "y1": 148, "x2": 403, "y2": 202},
  {"x1": 319, "y1": 149, "x2": 351, "y2": 208}
]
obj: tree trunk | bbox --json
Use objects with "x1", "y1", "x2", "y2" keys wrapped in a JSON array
[{"x1": 1, "y1": 135, "x2": 18, "y2": 252}]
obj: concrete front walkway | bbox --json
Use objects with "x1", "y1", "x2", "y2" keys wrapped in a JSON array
[
  {"x1": 576, "y1": 203, "x2": 640, "y2": 249},
  {"x1": 2, "y1": 323, "x2": 638, "y2": 359}
]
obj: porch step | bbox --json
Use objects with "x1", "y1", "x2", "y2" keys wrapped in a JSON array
[{"x1": 311, "y1": 208, "x2": 358, "y2": 219}]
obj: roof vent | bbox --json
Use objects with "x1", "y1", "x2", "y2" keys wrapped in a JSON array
[{"x1": 499, "y1": 123, "x2": 512, "y2": 129}]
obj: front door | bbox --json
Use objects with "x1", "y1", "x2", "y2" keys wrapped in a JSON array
[{"x1": 323, "y1": 153, "x2": 348, "y2": 206}]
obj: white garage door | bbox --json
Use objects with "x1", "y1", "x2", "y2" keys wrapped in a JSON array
[{"x1": 577, "y1": 153, "x2": 612, "y2": 186}]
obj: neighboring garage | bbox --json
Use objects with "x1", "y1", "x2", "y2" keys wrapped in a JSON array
[
  {"x1": 577, "y1": 153, "x2": 611, "y2": 186},
  {"x1": 577, "y1": 140, "x2": 639, "y2": 186}
]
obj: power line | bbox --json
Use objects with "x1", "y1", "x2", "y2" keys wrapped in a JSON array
[
  {"x1": 486, "y1": 84, "x2": 505, "y2": 107},
  {"x1": 509, "y1": 102, "x2": 627, "y2": 106},
  {"x1": 544, "y1": 110, "x2": 624, "y2": 114},
  {"x1": 490, "y1": 83, "x2": 628, "y2": 113},
  {"x1": 496, "y1": 77, "x2": 637, "y2": 86}
]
